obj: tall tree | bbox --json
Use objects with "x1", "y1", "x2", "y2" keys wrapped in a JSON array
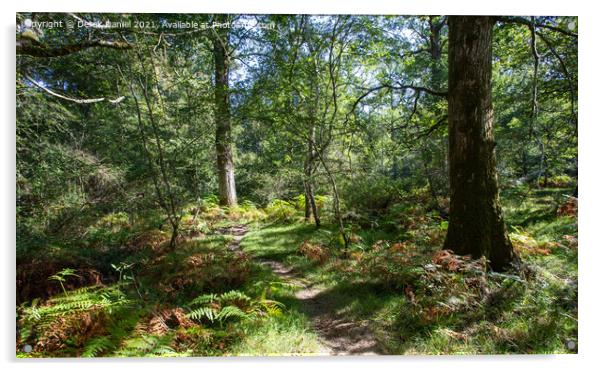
[
  {"x1": 212, "y1": 15, "x2": 238, "y2": 206},
  {"x1": 443, "y1": 16, "x2": 517, "y2": 271}
]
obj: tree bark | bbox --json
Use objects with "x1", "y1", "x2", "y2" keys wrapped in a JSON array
[
  {"x1": 213, "y1": 17, "x2": 238, "y2": 207},
  {"x1": 304, "y1": 125, "x2": 321, "y2": 227},
  {"x1": 443, "y1": 16, "x2": 517, "y2": 271}
]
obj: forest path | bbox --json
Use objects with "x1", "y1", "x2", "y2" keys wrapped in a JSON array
[
  {"x1": 259, "y1": 259, "x2": 381, "y2": 356},
  {"x1": 216, "y1": 224, "x2": 381, "y2": 356},
  {"x1": 215, "y1": 224, "x2": 249, "y2": 251}
]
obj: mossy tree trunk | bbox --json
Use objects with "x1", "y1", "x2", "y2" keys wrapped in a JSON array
[
  {"x1": 213, "y1": 16, "x2": 237, "y2": 207},
  {"x1": 444, "y1": 16, "x2": 517, "y2": 271}
]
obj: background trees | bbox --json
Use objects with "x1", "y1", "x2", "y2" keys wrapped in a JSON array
[
  {"x1": 15, "y1": 12, "x2": 578, "y2": 357},
  {"x1": 16, "y1": 13, "x2": 577, "y2": 261},
  {"x1": 16, "y1": 13, "x2": 577, "y2": 264}
]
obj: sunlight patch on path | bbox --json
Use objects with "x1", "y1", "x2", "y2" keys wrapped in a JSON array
[{"x1": 260, "y1": 259, "x2": 382, "y2": 356}]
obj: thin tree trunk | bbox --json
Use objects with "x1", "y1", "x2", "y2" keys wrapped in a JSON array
[
  {"x1": 304, "y1": 179, "x2": 312, "y2": 221},
  {"x1": 304, "y1": 125, "x2": 321, "y2": 227},
  {"x1": 308, "y1": 186, "x2": 320, "y2": 227},
  {"x1": 118, "y1": 62, "x2": 180, "y2": 250},
  {"x1": 303, "y1": 177, "x2": 321, "y2": 228},
  {"x1": 213, "y1": 16, "x2": 237, "y2": 207},
  {"x1": 313, "y1": 143, "x2": 348, "y2": 256},
  {"x1": 443, "y1": 16, "x2": 517, "y2": 271}
]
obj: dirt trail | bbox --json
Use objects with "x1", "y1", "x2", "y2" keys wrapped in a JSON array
[
  {"x1": 215, "y1": 225, "x2": 249, "y2": 251},
  {"x1": 217, "y1": 225, "x2": 382, "y2": 356},
  {"x1": 260, "y1": 259, "x2": 381, "y2": 356}
]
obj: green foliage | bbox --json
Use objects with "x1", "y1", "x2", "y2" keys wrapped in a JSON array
[
  {"x1": 227, "y1": 200, "x2": 267, "y2": 222},
  {"x1": 48, "y1": 268, "x2": 80, "y2": 294},
  {"x1": 82, "y1": 336, "x2": 115, "y2": 357},
  {"x1": 19, "y1": 285, "x2": 130, "y2": 328},
  {"x1": 86, "y1": 212, "x2": 133, "y2": 248},
  {"x1": 115, "y1": 334, "x2": 178, "y2": 357},
  {"x1": 265, "y1": 199, "x2": 298, "y2": 221},
  {"x1": 142, "y1": 237, "x2": 252, "y2": 300},
  {"x1": 354, "y1": 241, "x2": 427, "y2": 289},
  {"x1": 186, "y1": 290, "x2": 283, "y2": 325},
  {"x1": 342, "y1": 175, "x2": 406, "y2": 217},
  {"x1": 17, "y1": 285, "x2": 132, "y2": 356}
]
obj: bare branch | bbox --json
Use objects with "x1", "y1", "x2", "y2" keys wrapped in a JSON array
[{"x1": 23, "y1": 74, "x2": 125, "y2": 104}]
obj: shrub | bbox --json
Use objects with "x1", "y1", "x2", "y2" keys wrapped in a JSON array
[
  {"x1": 265, "y1": 199, "x2": 297, "y2": 221},
  {"x1": 342, "y1": 176, "x2": 406, "y2": 216},
  {"x1": 540, "y1": 175, "x2": 574, "y2": 188},
  {"x1": 293, "y1": 194, "x2": 306, "y2": 211},
  {"x1": 143, "y1": 243, "x2": 252, "y2": 300},
  {"x1": 293, "y1": 194, "x2": 330, "y2": 212},
  {"x1": 179, "y1": 214, "x2": 210, "y2": 238},
  {"x1": 357, "y1": 240, "x2": 426, "y2": 289},
  {"x1": 227, "y1": 200, "x2": 266, "y2": 222},
  {"x1": 85, "y1": 212, "x2": 133, "y2": 249}
]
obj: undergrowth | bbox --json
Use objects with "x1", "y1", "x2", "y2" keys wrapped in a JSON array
[{"x1": 16, "y1": 187, "x2": 577, "y2": 356}]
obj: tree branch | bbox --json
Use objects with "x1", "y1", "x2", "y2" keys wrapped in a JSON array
[
  {"x1": 23, "y1": 74, "x2": 125, "y2": 104},
  {"x1": 17, "y1": 38, "x2": 132, "y2": 58},
  {"x1": 496, "y1": 16, "x2": 577, "y2": 38},
  {"x1": 347, "y1": 83, "x2": 447, "y2": 119}
]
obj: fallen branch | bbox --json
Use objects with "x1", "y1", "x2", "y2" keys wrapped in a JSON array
[{"x1": 24, "y1": 75, "x2": 125, "y2": 104}]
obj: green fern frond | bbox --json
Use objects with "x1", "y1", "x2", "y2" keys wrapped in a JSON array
[
  {"x1": 188, "y1": 293, "x2": 218, "y2": 306},
  {"x1": 187, "y1": 306, "x2": 218, "y2": 322},
  {"x1": 82, "y1": 336, "x2": 114, "y2": 357},
  {"x1": 215, "y1": 305, "x2": 249, "y2": 321},
  {"x1": 116, "y1": 334, "x2": 176, "y2": 357},
  {"x1": 219, "y1": 290, "x2": 251, "y2": 304}
]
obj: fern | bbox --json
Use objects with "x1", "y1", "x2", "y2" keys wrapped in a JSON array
[
  {"x1": 215, "y1": 305, "x2": 249, "y2": 321},
  {"x1": 48, "y1": 268, "x2": 80, "y2": 294},
  {"x1": 18, "y1": 285, "x2": 131, "y2": 342},
  {"x1": 116, "y1": 334, "x2": 176, "y2": 357},
  {"x1": 219, "y1": 290, "x2": 252, "y2": 306},
  {"x1": 187, "y1": 306, "x2": 218, "y2": 322},
  {"x1": 188, "y1": 293, "x2": 218, "y2": 306},
  {"x1": 82, "y1": 336, "x2": 114, "y2": 357},
  {"x1": 186, "y1": 290, "x2": 283, "y2": 325}
]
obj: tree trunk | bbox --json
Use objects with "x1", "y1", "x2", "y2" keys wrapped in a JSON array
[
  {"x1": 443, "y1": 16, "x2": 517, "y2": 271},
  {"x1": 304, "y1": 179, "x2": 312, "y2": 220},
  {"x1": 213, "y1": 17, "x2": 237, "y2": 207},
  {"x1": 304, "y1": 125, "x2": 321, "y2": 227},
  {"x1": 303, "y1": 178, "x2": 321, "y2": 228}
]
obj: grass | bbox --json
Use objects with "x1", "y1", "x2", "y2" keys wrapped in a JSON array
[{"x1": 229, "y1": 313, "x2": 324, "y2": 356}]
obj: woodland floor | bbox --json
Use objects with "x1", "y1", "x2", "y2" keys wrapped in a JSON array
[{"x1": 16, "y1": 187, "x2": 578, "y2": 357}]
